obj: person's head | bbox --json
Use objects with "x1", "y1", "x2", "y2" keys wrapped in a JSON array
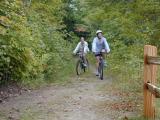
[
  {"x1": 80, "y1": 36, "x2": 85, "y2": 44},
  {"x1": 96, "y1": 30, "x2": 103, "y2": 39}
]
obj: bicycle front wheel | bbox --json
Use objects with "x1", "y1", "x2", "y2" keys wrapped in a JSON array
[
  {"x1": 98, "y1": 62, "x2": 103, "y2": 80},
  {"x1": 76, "y1": 60, "x2": 83, "y2": 75}
]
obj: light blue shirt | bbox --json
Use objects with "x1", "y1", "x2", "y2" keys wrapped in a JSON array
[{"x1": 92, "y1": 37, "x2": 110, "y2": 53}]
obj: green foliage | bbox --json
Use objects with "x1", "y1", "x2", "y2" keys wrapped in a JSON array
[
  {"x1": 0, "y1": 0, "x2": 160, "y2": 118},
  {"x1": 81, "y1": 0, "x2": 160, "y2": 82},
  {"x1": 0, "y1": 0, "x2": 75, "y2": 87},
  {"x1": 79, "y1": 0, "x2": 160, "y2": 118}
]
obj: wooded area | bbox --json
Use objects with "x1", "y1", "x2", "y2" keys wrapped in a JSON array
[
  {"x1": 0, "y1": 0, "x2": 160, "y2": 86},
  {"x1": 0, "y1": 0, "x2": 160, "y2": 119}
]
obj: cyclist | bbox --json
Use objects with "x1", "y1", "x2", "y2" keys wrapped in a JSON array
[
  {"x1": 92, "y1": 30, "x2": 110, "y2": 76},
  {"x1": 73, "y1": 37, "x2": 89, "y2": 66}
]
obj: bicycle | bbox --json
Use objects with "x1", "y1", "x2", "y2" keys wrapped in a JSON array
[
  {"x1": 97, "y1": 53, "x2": 104, "y2": 80},
  {"x1": 76, "y1": 53, "x2": 89, "y2": 75}
]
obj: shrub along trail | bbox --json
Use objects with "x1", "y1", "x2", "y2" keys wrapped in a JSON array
[{"x1": 0, "y1": 70, "x2": 139, "y2": 120}]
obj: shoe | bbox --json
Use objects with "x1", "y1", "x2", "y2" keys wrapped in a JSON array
[
  {"x1": 96, "y1": 71, "x2": 99, "y2": 76},
  {"x1": 83, "y1": 63, "x2": 87, "y2": 67}
]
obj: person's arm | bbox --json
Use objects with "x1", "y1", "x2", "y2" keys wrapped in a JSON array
[
  {"x1": 92, "y1": 38, "x2": 96, "y2": 53},
  {"x1": 73, "y1": 42, "x2": 80, "y2": 54},
  {"x1": 104, "y1": 38, "x2": 110, "y2": 53},
  {"x1": 84, "y1": 42, "x2": 89, "y2": 54}
]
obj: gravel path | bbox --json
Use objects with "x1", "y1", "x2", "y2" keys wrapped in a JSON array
[{"x1": 0, "y1": 71, "x2": 137, "y2": 120}]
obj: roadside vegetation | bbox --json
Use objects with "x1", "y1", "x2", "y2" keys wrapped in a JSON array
[{"x1": 0, "y1": 0, "x2": 160, "y2": 119}]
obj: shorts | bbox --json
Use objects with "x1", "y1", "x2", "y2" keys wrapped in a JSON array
[{"x1": 95, "y1": 53, "x2": 102, "y2": 57}]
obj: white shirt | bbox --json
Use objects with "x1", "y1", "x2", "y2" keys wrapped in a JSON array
[{"x1": 73, "y1": 41, "x2": 89, "y2": 54}]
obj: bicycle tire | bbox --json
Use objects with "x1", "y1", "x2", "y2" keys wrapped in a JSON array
[
  {"x1": 98, "y1": 60, "x2": 103, "y2": 80},
  {"x1": 76, "y1": 60, "x2": 83, "y2": 75},
  {"x1": 83, "y1": 65, "x2": 86, "y2": 73},
  {"x1": 100, "y1": 62, "x2": 103, "y2": 80}
]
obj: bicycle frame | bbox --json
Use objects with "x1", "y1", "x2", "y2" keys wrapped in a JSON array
[
  {"x1": 77, "y1": 53, "x2": 85, "y2": 64},
  {"x1": 76, "y1": 52, "x2": 87, "y2": 75}
]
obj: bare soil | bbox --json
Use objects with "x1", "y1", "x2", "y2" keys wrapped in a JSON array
[{"x1": 0, "y1": 71, "x2": 138, "y2": 120}]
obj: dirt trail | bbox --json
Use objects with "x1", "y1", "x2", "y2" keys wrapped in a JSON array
[{"x1": 0, "y1": 69, "x2": 137, "y2": 120}]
